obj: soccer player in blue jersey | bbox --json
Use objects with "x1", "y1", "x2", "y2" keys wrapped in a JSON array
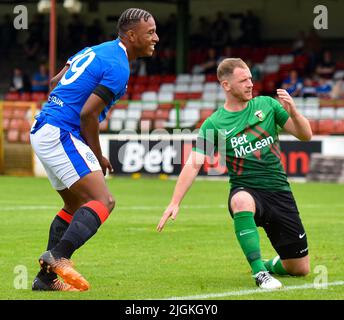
[{"x1": 30, "y1": 8, "x2": 159, "y2": 291}]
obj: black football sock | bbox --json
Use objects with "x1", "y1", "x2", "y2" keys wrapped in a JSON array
[
  {"x1": 38, "y1": 209, "x2": 73, "y2": 280},
  {"x1": 51, "y1": 201, "x2": 109, "y2": 259}
]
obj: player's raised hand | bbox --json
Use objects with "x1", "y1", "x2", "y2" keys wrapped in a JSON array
[
  {"x1": 157, "y1": 203, "x2": 180, "y2": 232},
  {"x1": 276, "y1": 89, "x2": 297, "y2": 115}
]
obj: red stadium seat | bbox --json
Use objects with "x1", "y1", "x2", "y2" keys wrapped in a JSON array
[
  {"x1": 334, "y1": 120, "x2": 344, "y2": 134},
  {"x1": 141, "y1": 110, "x2": 156, "y2": 120},
  {"x1": 4, "y1": 92, "x2": 20, "y2": 101},
  {"x1": 158, "y1": 103, "x2": 174, "y2": 110},
  {"x1": 206, "y1": 74, "x2": 218, "y2": 82},
  {"x1": 317, "y1": 119, "x2": 335, "y2": 135},
  {"x1": 20, "y1": 92, "x2": 32, "y2": 101},
  {"x1": 161, "y1": 75, "x2": 176, "y2": 83},
  {"x1": 155, "y1": 109, "x2": 169, "y2": 120},
  {"x1": 31, "y1": 92, "x2": 47, "y2": 102},
  {"x1": 135, "y1": 75, "x2": 149, "y2": 85}
]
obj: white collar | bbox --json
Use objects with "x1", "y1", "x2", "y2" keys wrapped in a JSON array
[{"x1": 118, "y1": 41, "x2": 128, "y2": 58}]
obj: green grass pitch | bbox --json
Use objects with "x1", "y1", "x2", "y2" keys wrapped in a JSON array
[{"x1": 0, "y1": 176, "x2": 343, "y2": 300}]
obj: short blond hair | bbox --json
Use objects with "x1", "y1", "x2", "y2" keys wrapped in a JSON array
[{"x1": 217, "y1": 58, "x2": 248, "y2": 81}]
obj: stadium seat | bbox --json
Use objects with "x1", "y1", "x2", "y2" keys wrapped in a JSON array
[
  {"x1": 3, "y1": 117, "x2": 10, "y2": 130},
  {"x1": 142, "y1": 101, "x2": 158, "y2": 111},
  {"x1": 319, "y1": 107, "x2": 336, "y2": 119},
  {"x1": 12, "y1": 108, "x2": 27, "y2": 119},
  {"x1": 176, "y1": 74, "x2": 191, "y2": 84},
  {"x1": 124, "y1": 119, "x2": 138, "y2": 131},
  {"x1": 191, "y1": 74, "x2": 205, "y2": 83},
  {"x1": 19, "y1": 131, "x2": 30, "y2": 143},
  {"x1": 161, "y1": 74, "x2": 176, "y2": 83},
  {"x1": 111, "y1": 109, "x2": 127, "y2": 120},
  {"x1": 154, "y1": 119, "x2": 167, "y2": 130},
  {"x1": 31, "y1": 92, "x2": 47, "y2": 102},
  {"x1": 148, "y1": 75, "x2": 162, "y2": 84},
  {"x1": 334, "y1": 120, "x2": 344, "y2": 134},
  {"x1": 127, "y1": 109, "x2": 142, "y2": 120},
  {"x1": 158, "y1": 92, "x2": 174, "y2": 103},
  {"x1": 204, "y1": 82, "x2": 219, "y2": 92},
  {"x1": 6, "y1": 129, "x2": 19, "y2": 142},
  {"x1": 155, "y1": 109, "x2": 169, "y2": 120},
  {"x1": 4, "y1": 92, "x2": 20, "y2": 101},
  {"x1": 109, "y1": 119, "x2": 123, "y2": 131},
  {"x1": 3, "y1": 107, "x2": 13, "y2": 119},
  {"x1": 205, "y1": 74, "x2": 218, "y2": 82},
  {"x1": 302, "y1": 108, "x2": 320, "y2": 119},
  {"x1": 135, "y1": 75, "x2": 149, "y2": 85},
  {"x1": 336, "y1": 108, "x2": 344, "y2": 119},
  {"x1": 145, "y1": 83, "x2": 160, "y2": 92},
  {"x1": 128, "y1": 101, "x2": 143, "y2": 110},
  {"x1": 188, "y1": 92, "x2": 203, "y2": 99},
  {"x1": 318, "y1": 119, "x2": 335, "y2": 135},
  {"x1": 159, "y1": 83, "x2": 175, "y2": 93},
  {"x1": 158, "y1": 103, "x2": 174, "y2": 110},
  {"x1": 20, "y1": 92, "x2": 32, "y2": 101},
  {"x1": 174, "y1": 92, "x2": 189, "y2": 100},
  {"x1": 140, "y1": 119, "x2": 152, "y2": 132},
  {"x1": 141, "y1": 110, "x2": 156, "y2": 120}
]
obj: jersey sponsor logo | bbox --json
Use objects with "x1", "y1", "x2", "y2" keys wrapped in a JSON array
[
  {"x1": 230, "y1": 134, "x2": 274, "y2": 158},
  {"x1": 48, "y1": 95, "x2": 64, "y2": 107},
  {"x1": 254, "y1": 110, "x2": 265, "y2": 121}
]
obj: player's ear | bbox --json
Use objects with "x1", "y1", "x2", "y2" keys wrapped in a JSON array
[
  {"x1": 221, "y1": 80, "x2": 231, "y2": 92},
  {"x1": 126, "y1": 30, "x2": 136, "y2": 42}
]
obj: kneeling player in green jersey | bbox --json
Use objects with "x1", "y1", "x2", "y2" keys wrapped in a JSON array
[{"x1": 157, "y1": 58, "x2": 312, "y2": 289}]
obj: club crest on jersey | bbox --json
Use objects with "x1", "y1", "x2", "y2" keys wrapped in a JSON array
[{"x1": 254, "y1": 110, "x2": 265, "y2": 121}]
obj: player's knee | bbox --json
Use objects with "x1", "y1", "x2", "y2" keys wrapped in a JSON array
[{"x1": 231, "y1": 192, "x2": 255, "y2": 213}]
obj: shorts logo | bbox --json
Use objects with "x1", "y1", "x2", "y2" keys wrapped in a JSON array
[
  {"x1": 299, "y1": 233, "x2": 306, "y2": 239},
  {"x1": 86, "y1": 152, "x2": 97, "y2": 164}
]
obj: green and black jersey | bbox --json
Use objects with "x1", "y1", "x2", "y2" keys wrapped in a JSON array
[{"x1": 193, "y1": 96, "x2": 291, "y2": 191}]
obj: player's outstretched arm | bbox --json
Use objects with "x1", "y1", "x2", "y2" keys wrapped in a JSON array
[
  {"x1": 157, "y1": 151, "x2": 204, "y2": 232},
  {"x1": 277, "y1": 89, "x2": 312, "y2": 141}
]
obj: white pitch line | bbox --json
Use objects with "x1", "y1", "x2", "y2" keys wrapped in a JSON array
[{"x1": 161, "y1": 281, "x2": 344, "y2": 300}]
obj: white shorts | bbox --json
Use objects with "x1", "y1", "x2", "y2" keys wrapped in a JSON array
[{"x1": 30, "y1": 121, "x2": 102, "y2": 190}]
